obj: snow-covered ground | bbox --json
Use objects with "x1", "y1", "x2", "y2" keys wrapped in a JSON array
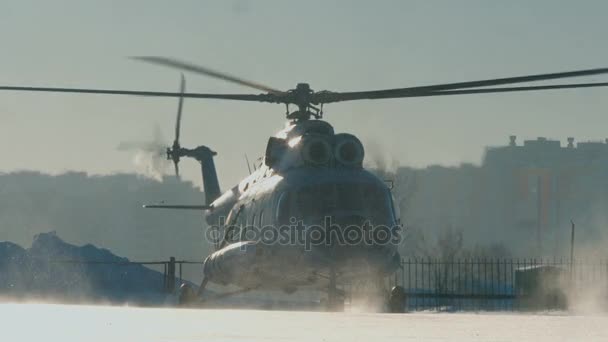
[{"x1": 2, "y1": 303, "x2": 607, "y2": 342}]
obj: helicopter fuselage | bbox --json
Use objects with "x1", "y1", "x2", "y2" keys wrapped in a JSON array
[{"x1": 200, "y1": 121, "x2": 402, "y2": 292}]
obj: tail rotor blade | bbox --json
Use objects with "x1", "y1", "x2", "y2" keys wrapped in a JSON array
[
  {"x1": 167, "y1": 74, "x2": 185, "y2": 181},
  {"x1": 174, "y1": 160, "x2": 180, "y2": 180},
  {"x1": 175, "y1": 74, "x2": 185, "y2": 143}
]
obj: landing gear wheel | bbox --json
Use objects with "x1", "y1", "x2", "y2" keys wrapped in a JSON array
[
  {"x1": 388, "y1": 285, "x2": 406, "y2": 313},
  {"x1": 178, "y1": 283, "x2": 198, "y2": 306},
  {"x1": 178, "y1": 277, "x2": 209, "y2": 307},
  {"x1": 327, "y1": 290, "x2": 345, "y2": 312}
]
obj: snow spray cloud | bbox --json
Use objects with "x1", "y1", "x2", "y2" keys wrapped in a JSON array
[{"x1": 116, "y1": 125, "x2": 170, "y2": 181}]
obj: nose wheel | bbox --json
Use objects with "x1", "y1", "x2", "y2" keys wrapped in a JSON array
[
  {"x1": 176, "y1": 277, "x2": 209, "y2": 307},
  {"x1": 388, "y1": 285, "x2": 407, "y2": 313},
  {"x1": 177, "y1": 283, "x2": 198, "y2": 306}
]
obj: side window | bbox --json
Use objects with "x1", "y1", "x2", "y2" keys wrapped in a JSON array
[
  {"x1": 225, "y1": 205, "x2": 243, "y2": 244},
  {"x1": 239, "y1": 205, "x2": 247, "y2": 227},
  {"x1": 241, "y1": 212, "x2": 255, "y2": 241},
  {"x1": 247, "y1": 199, "x2": 256, "y2": 226},
  {"x1": 391, "y1": 192, "x2": 401, "y2": 223},
  {"x1": 259, "y1": 209, "x2": 264, "y2": 228},
  {"x1": 277, "y1": 192, "x2": 291, "y2": 224},
  {"x1": 226, "y1": 206, "x2": 239, "y2": 226}
]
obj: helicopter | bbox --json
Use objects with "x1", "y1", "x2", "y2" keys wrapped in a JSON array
[{"x1": 2, "y1": 58, "x2": 608, "y2": 311}]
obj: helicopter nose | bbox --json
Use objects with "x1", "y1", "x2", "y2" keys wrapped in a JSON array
[
  {"x1": 318, "y1": 213, "x2": 373, "y2": 248},
  {"x1": 332, "y1": 212, "x2": 373, "y2": 228},
  {"x1": 332, "y1": 214, "x2": 368, "y2": 227}
]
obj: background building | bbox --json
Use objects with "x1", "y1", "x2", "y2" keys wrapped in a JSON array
[{"x1": 399, "y1": 136, "x2": 608, "y2": 257}]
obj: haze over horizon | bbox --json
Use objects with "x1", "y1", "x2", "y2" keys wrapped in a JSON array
[{"x1": 2, "y1": 0, "x2": 608, "y2": 188}]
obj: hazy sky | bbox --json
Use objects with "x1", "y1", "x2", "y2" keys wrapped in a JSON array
[{"x1": 1, "y1": 0, "x2": 607, "y2": 188}]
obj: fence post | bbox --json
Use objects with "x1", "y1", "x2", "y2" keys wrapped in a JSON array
[
  {"x1": 163, "y1": 263, "x2": 167, "y2": 291},
  {"x1": 166, "y1": 257, "x2": 176, "y2": 293},
  {"x1": 179, "y1": 262, "x2": 183, "y2": 285},
  {"x1": 401, "y1": 258, "x2": 405, "y2": 288}
]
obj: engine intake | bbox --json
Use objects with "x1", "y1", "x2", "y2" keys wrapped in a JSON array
[
  {"x1": 302, "y1": 135, "x2": 332, "y2": 166},
  {"x1": 334, "y1": 133, "x2": 364, "y2": 167}
]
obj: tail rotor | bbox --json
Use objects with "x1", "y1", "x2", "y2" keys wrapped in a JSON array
[{"x1": 167, "y1": 74, "x2": 186, "y2": 179}]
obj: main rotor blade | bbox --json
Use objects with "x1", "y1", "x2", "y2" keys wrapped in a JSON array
[
  {"x1": 175, "y1": 74, "x2": 185, "y2": 143},
  {"x1": 0, "y1": 86, "x2": 279, "y2": 102},
  {"x1": 142, "y1": 204, "x2": 213, "y2": 210},
  {"x1": 132, "y1": 56, "x2": 284, "y2": 94},
  {"x1": 317, "y1": 67, "x2": 608, "y2": 103},
  {"x1": 319, "y1": 82, "x2": 608, "y2": 102}
]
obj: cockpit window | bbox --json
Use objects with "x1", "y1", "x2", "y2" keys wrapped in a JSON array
[
  {"x1": 278, "y1": 182, "x2": 394, "y2": 224},
  {"x1": 277, "y1": 191, "x2": 292, "y2": 224}
]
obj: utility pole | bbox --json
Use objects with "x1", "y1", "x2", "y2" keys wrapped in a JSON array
[
  {"x1": 570, "y1": 220, "x2": 575, "y2": 274},
  {"x1": 536, "y1": 175, "x2": 543, "y2": 255}
]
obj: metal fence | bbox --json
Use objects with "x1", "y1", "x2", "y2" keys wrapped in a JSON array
[
  {"x1": 51, "y1": 257, "x2": 205, "y2": 293},
  {"x1": 389, "y1": 258, "x2": 608, "y2": 311},
  {"x1": 50, "y1": 257, "x2": 608, "y2": 311}
]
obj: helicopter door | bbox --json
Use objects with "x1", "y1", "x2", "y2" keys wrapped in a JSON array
[{"x1": 276, "y1": 191, "x2": 293, "y2": 225}]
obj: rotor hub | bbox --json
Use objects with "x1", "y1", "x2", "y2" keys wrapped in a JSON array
[{"x1": 286, "y1": 83, "x2": 322, "y2": 121}]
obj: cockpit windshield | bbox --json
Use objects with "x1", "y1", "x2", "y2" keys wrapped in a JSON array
[{"x1": 277, "y1": 182, "x2": 395, "y2": 224}]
